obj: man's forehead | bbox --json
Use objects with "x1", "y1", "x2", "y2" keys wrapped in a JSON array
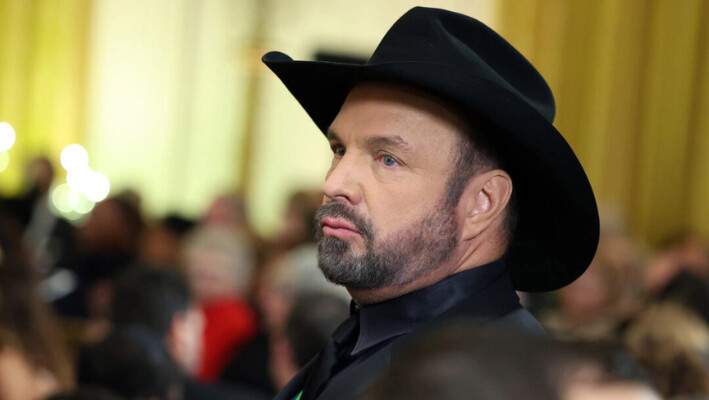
[{"x1": 328, "y1": 82, "x2": 470, "y2": 141}]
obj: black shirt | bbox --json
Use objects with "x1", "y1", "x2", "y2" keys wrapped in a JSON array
[
  {"x1": 302, "y1": 259, "x2": 532, "y2": 399},
  {"x1": 352, "y1": 259, "x2": 513, "y2": 356}
]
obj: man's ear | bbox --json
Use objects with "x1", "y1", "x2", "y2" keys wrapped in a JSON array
[{"x1": 458, "y1": 169, "x2": 513, "y2": 241}]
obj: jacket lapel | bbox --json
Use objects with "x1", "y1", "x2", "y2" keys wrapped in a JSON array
[
  {"x1": 273, "y1": 357, "x2": 317, "y2": 400},
  {"x1": 273, "y1": 345, "x2": 391, "y2": 400},
  {"x1": 316, "y1": 343, "x2": 392, "y2": 400}
]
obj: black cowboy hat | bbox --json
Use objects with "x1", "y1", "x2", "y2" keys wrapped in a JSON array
[{"x1": 262, "y1": 6, "x2": 599, "y2": 292}]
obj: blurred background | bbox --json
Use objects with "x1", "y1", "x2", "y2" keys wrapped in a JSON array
[
  {"x1": 0, "y1": 0, "x2": 705, "y2": 244},
  {"x1": 1, "y1": 1, "x2": 709, "y2": 399}
]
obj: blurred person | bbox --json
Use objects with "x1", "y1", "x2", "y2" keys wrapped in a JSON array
[
  {"x1": 202, "y1": 192, "x2": 268, "y2": 265},
  {"x1": 78, "y1": 326, "x2": 182, "y2": 400},
  {"x1": 48, "y1": 387, "x2": 125, "y2": 400},
  {"x1": 53, "y1": 191, "x2": 144, "y2": 319},
  {"x1": 76, "y1": 191, "x2": 143, "y2": 271},
  {"x1": 644, "y1": 232, "x2": 709, "y2": 295},
  {"x1": 248, "y1": 188, "x2": 326, "y2": 321},
  {"x1": 522, "y1": 206, "x2": 643, "y2": 319},
  {"x1": 0, "y1": 208, "x2": 28, "y2": 266},
  {"x1": 111, "y1": 267, "x2": 265, "y2": 400},
  {"x1": 112, "y1": 268, "x2": 203, "y2": 375},
  {"x1": 182, "y1": 225, "x2": 258, "y2": 382},
  {"x1": 203, "y1": 193, "x2": 249, "y2": 229},
  {"x1": 183, "y1": 225, "x2": 254, "y2": 301},
  {"x1": 0, "y1": 157, "x2": 81, "y2": 302},
  {"x1": 256, "y1": 245, "x2": 350, "y2": 338},
  {"x1": 0, "y1": 234, "x2": 74, "y2": 397},
  {"x1": 275, "y1": 189, "x2": 322, "y2": 250},
  {"x1": 263, "y1": 6, "x2": 599, "y2": 400},
  {"x1": 248, "y1": 188, "x2": 322, "y2": 310},
  {"x1": 220, "y1": 244, "x2": 348, "y2": 397},
  {"x1": 0, "y1": 329, "x2": 62, "y2": 400},
  {"x1": 623, "y1": 302, "x2": 709, "y2": 398},
  {"x1": 543, "y1": 231, "x2": 643, "y2": 339},
  {"x1": 0, "y1": 156, "x2": 54, "y2": 226},
  {"x1": 364, "y1": 320, "x2": 660, "y2": 400},
  {"x1": 269, "y1": 292, "x2": 350, "y2": 390},
  {"x1": 658, "y1": 270, "x2": 709, "y2": 326},
  {"x1": 363, "y1": 324, "x2": 659, "y2": 400},
  {"x1": 202, "y1": 192, "x2": 271, "y2": 307},
  {"x1": 20, "y1": 157, "x2": 80, "y2": 277},
  {"x1": 138, "y1": 214, "x2": 196, "y2": 268},
  {"x1": 594, "y1": 208, "x2": 648, "y2": 315}
]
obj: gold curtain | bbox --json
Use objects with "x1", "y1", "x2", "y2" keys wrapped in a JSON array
[
  {"x1": 497, "y1": 0, "x2": 709, "y2": 247},
  {"x1": 0, "y1": 0, "x2": 91, "y2": 193}
]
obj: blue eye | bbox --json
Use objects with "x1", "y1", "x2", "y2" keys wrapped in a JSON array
[
  {"x1": 334, "y1": 146, "x2": 346, "y2": 156},
  {"x1": 381, "y1": 155, "x2": 398, "y2": 166}
]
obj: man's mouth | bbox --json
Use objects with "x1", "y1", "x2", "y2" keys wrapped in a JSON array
[{"x1": 320, "y1": 216, "x2": 362, "y2": 240}]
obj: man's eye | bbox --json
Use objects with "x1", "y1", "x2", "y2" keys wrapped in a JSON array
[
  {"x1": 334, "y1": 146, "x2": 346, "y2": 156},
  {"x1": 381, "y1": 155, "x2": 398, "y2": 166}
]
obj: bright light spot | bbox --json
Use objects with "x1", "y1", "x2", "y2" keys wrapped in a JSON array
[
  {"x1": 66, "y1": 165, "x2": 93, "y2": 193},
  {"x1": 68, "y1": 191, "x2": 82, "y2": 210},
  {"x1": 0, "y1": 152, "x2": 8, "y2": 172},
  {"x1": 53, "y1": 145, "x2": 107, "y2": 218},
  {"x1": 68, "y1": 191, "x2": 95, "y2": 214},
  {"x1": 64, "y1": 210, "x2": 83, "y2": 222},
  {"x1": 84, "y1": 172, "x2": 110, "y2": 202},
  {"x1": 60, "y1": 144, "x2": 89, "y2": 171},
  {"x1": 75, "y1": 199, "x2": 95, "y2": 214},
  {"x1": 51, "y1": 184, "x2": 73, "y2": 213},
  {"x1": 0, "y1": 122, "x2": 16, "y2": 152}
]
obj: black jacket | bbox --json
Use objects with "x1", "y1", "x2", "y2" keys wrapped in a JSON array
[{"x1": 274, "y1": 261, "x2": 544, "y2": 400}]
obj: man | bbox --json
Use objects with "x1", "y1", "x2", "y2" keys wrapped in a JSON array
[
  {"x1": 263, "y1": 6, "x2": 599, "y2": 400},
  {"x1": 78, "y1": 326, "x2": 183, "y2": 400},
  {"x1": 364, "y1": 324, "x2": 660, "y2": 400},
  {"x1": 111, "y1": 267, "x2": 267, "y2": 400},
  {"x1": 112, "y1": 268, "x2": 204, "y2": 376}
]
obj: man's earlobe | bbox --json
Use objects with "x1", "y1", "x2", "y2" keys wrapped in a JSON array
[{"x1": 461, "y1": 170, "x2": 512, "y2": 240}]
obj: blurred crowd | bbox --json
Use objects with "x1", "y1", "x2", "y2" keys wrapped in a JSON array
[{"x1": 1, "y1": 156, "x2": 709, "y2": 400}]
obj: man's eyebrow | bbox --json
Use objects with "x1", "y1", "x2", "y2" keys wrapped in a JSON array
[
  {"x1": 326, "y1": 130, "x2": 341, "y2": 141},
  {"x1": 367, "y1": 135, "x2": 411, "y2": 151},
  {"x1": 326, "y1": 130, "x2": 411, "y2": 151}
]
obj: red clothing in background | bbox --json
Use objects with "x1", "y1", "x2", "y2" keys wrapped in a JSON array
[{"x1": 198, "y1": 297, "x2": 258, "y2": 382}]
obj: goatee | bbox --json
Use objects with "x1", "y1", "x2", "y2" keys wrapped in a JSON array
[{"x1": 314, "y1": 200, "x2": 458, "y2": 289}]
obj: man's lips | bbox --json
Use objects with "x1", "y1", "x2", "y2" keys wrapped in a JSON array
[{"x1": 321, "y1": 217, "x2": 361, "y2": 239}]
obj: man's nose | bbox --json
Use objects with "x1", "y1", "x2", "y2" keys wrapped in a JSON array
[{"x1": 322, "y1": 154, "x2": 362, "y2": 206}]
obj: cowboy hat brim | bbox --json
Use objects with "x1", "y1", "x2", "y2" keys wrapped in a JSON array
[{"x1": 263, "y1": 50, "x2": 599, "y2": 292}]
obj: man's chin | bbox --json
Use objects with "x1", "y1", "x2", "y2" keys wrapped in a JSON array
[
  {"x1": 316, "y1": 234, "x2": 394, "y2": 288},
  {"x1": 318, "y1": 265, "x2": 386, "y2": 289}
]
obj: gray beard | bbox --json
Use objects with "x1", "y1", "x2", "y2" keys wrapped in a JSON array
[{"x1": 314, "y1": 200, "x2": 458, "y2": 289}]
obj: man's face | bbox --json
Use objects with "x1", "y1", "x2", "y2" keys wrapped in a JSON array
[{"x1": 315, "y1": 83, "x2": 467, "y2": 289}]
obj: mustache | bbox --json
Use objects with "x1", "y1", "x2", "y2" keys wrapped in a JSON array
[{"x1": 314, "y1": 202, "x2": 373, "y2": 241}]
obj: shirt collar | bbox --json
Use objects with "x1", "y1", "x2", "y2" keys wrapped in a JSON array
[{"x1": 351, "y1": 259, "x2": 511, "y2": 355}]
